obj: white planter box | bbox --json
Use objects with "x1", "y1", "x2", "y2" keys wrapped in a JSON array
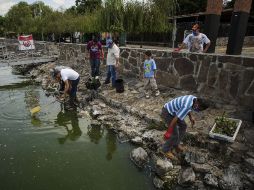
[{"x1": 209, "y1": 118, "x2": 242, "y2": 143}]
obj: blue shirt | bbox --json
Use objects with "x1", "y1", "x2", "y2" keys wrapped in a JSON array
[
  {"x1": 164, "y1": 95, "x2": 197, "y2": 120},
  {"x1": 144, "y1": 59, "x2": 156, "y2": 78}
]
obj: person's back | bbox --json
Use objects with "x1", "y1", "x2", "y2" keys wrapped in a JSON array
[
  {"x1": 60, "y1": 68, "x2": 79, "y2": 81},
  {"x1": 164, "y1": 95, "x2": 197, "y2": 120}
]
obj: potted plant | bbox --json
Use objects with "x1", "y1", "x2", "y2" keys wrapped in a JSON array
[{"x1": 209, "y1": 112, "x2": 242, "y2": 143}]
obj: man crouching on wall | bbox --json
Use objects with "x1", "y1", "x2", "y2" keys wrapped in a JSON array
[{"x1": 161, "y1": 95, "x2": 208, "y2": 160}]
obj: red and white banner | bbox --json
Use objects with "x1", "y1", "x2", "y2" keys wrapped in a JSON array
[{"x1": 18, "y1": 35, "x2": 35, "y2": 50}]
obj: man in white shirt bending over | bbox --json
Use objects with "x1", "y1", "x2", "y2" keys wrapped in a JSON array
[
  {"x1": 176, "y1": 24, "x2": 211, "y2": 53},
  {"x1": 53, "y1": 68, "x2": 80, "y2": 106}
]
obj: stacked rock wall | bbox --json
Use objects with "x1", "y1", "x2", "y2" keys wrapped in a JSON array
[
  {"x1": 119, "y1": 48, "x2": 254, "y2": 109},
  {"x1": 54, "y1": 43, "x2": 254, "y2": 109}
]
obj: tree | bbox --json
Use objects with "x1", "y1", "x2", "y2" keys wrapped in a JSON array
[
  {"x1": 65, "y1": 6, "x2": 78, "y2": 15},
  {"x1": 30, "y1": 1, "x2": 53, "y2": 40},
  {"x1": 75, "y1": 0, "x2": 102, "y2": 14},
  {"x1": 0, "y1": 16, "x2": 6, "y2": 36},
  {"x1": 101, "y1": 0, "x2": 124, "y2": 32},
  {"x1": 5, "y1": 2, "x2": 35, "y2": 34}
]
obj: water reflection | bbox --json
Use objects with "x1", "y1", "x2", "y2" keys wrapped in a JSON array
[
  {"x1": 105, "y1": 130, "x2": 117, "y2": 161},
  {"x1": 24, "y1": 87, "x2": 40, "y2": 110},
  {"x1": 31, "y1": 117, "x2": 42, "y2": 127},
  {"x1": 87, "y1": 125, "x2": 104, "y2": 144},
  {"x1": 55, "y1": 105, "x2": 82, "y2": 144}
]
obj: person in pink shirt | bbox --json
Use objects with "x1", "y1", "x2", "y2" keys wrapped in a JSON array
[{"x1": 86, "y1": 36, "x2": 104, "y2": 77}]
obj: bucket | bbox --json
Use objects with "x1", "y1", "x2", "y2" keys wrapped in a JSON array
[{"x1": 115, "y1": 79, "x2": 124, "y2": 93}]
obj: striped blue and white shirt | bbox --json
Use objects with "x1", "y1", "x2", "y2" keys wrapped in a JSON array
[{"x1": 164, "y1": 95, "x2": 197, "y2": 120}]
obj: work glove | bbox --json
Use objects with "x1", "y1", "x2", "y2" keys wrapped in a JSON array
[
  {"x1": 164, "y1": 131, "x2": 171, "y2": 140},
  {"x1": 164, "y1": 127, "x2": 174, "y2": 140}
]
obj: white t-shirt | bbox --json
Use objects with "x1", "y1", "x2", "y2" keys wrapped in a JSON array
[
  {"x1": 60, "y1": 68, "x2": 79, "y2": 81},
  {"x1": 183, "y1": 33, "x2": 210, "y2": 53},
  {"x1": 107, "y1": 44, "x2": 120, "y2": 65}
]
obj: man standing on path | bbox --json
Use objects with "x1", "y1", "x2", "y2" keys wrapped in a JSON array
[
  {"x1": 53, "y1": 68, "x2": 80, "y2": 107},
  {"x1": 161, "y1": 95, "x2": 208, "y2": 160},
  {"x1": 87, "y1": 36, "x2": 104, "y2": 77},
  {"x1": 104, "y1": 39, "x2": 120, "y2": 88},
  {"x1": 175, "y1": 24, "x2": 211, "y2": 53}
]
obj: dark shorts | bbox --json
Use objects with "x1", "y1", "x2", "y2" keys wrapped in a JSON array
[{"x1": 161, "y1": 107, "x2": 174, "y2": 124}]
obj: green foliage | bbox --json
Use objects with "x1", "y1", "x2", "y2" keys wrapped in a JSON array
[
  {"x1": 100, "y1": 0, "x2": 124, "y2": 32},
  {"x1": 3, "y1": 0, "x2": 173, "y2": 36},
  {"x1": 75, "y1": 0, "x2": 102, "y2": 14},
  {"x1": 5, "y1": 2, "x2": 35, "y2": 33},
  {"x1": 0, "y1": 16, "x2": 6, "y2": 36},
  {"x1": 101, "y1": 0, "x2": 172, "y2": 33},
  {"x1": 213, "y1": 113, "x2": 237, "y2": 137}
]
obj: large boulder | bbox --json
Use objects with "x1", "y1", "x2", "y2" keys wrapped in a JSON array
[
  {"x1": 155, "y1": 158, "x2": 173, "y2": 176},
  {"x1": 153, "y1": 176, "x2": 164, "y2": 189},
  {"x1": 219, "y1": 164, "x2": 243, "y2": 190},
  {"x1": 244, "y1": 158, "x2": 254, "y2": 170},
  {"x1": 191, "y1": 163, "x2": 212, "y2": 173},
  {"x1": 178, "y1": 167, "x2": 196, "y2": 186},
  {"x1": 130, "y1": 136, "x2": 143, "y2": 145},
  {"x1": 184, "y1": 150, "x2": 209, "y2": 165},
  {"x1": 142, "y1": 129, "x2": 164, "y2": 149},
  {"x1": 130, "y1": 147, "x2": 149, "y2": 168},
  {"x1": 204, "y1": 174, "x2": 219, "y2": 188}
]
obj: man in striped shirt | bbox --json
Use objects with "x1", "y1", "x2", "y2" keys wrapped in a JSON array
[{"x1": 161, "y1": 95, "x2": 208, "y2": 160}]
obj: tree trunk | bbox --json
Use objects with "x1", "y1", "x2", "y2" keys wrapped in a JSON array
[
  {"x1": 226, "y1": 0, "x2": 253, "y2": 55},
  {"x1": 204, "y1": 0, "x2": 223, "y2": 53}
]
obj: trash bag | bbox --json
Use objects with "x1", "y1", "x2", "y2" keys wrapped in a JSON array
[{"x1": 85, "y1": 77, "x2": 101, "y2": 90}]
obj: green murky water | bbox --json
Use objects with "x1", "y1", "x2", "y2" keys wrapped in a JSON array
[{"x1": 0, "y1": 67, "x2": 155, "y2": 190}]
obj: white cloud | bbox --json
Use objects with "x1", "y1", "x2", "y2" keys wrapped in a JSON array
[
  {"x1": 52, "y1": 0, "x2": 65, "y2": 6},
  {"x1": 0, "y1": 0, "x2": 15, "y2": 16},
  {"x1": 51, "y1": 0, "x2": 76, "y2": 10}
]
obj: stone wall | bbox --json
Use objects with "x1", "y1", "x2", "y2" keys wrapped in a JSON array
[
  {"x1": 120, "y1": 48, "x2": 254, "y2": 109},
  {"x1": 53, "y1": 43, "x2": 254, "y2": 109}
]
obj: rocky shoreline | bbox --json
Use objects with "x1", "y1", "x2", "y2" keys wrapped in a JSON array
[{"x1": 14, "y1": 60, "x2": 254, "y2": 190}]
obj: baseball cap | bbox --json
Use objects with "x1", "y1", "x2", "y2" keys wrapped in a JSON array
[
  {"x1": 50, "y1": 68, "x2": 59, "y2": 78},
  {"x1": 106, "y1": 39, "x2": 113, "y2": 48}
]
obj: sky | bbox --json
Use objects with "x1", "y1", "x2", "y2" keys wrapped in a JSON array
[{"x1": 0, "y1": 0, "x2": 76, "y2": 16}]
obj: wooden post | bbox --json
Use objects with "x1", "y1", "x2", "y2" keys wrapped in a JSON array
[
  {"x1": 204, "y1": 0, "x2": 223, "y2": 53},
  {"x1": 226, "y1": 0, "x2": 253, "y2": 55}
]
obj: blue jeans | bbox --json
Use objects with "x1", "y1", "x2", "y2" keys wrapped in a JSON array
[
  {"x1": 90, "y1": 59, "x2": 100, "y2": 77},
  {"x1": 105, "y1": 65, "x2": 116, "y2": 87},
  {"x1": 69, "y1": 77, "x2": 80, "y2": 99}
]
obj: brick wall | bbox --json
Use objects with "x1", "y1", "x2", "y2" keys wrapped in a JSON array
[
  {"x1": 206, "y1": 0, "x2": 223, "y2": 15},
  {"x1": 234, "y1": 0, "x2": 252, "y2": 13}
]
